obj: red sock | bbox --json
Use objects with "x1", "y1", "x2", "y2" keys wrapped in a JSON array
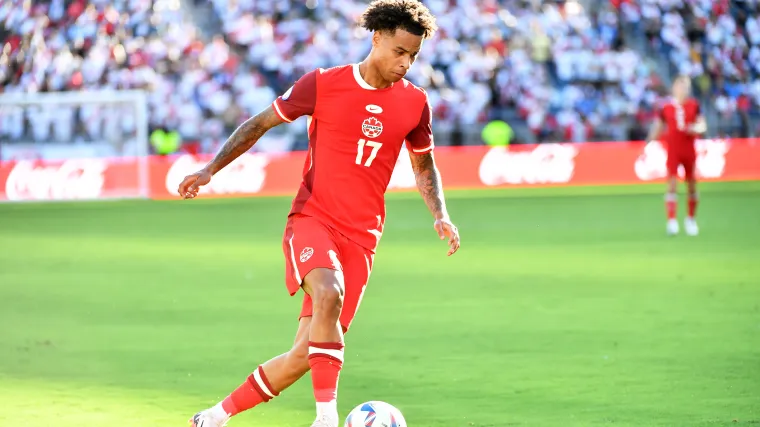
[
  {"x1": 221, "y1": 366, "x2": 278, "y2": 416},
  {"x1": 688, "y1": 194, "x2": 698, "y2": 218},
  {"x1": 308, "y1": 341, "x2": 344, "y2": 403},
  {"x1": 665, "y1": 193, "x2": 677, "y2": 220}
]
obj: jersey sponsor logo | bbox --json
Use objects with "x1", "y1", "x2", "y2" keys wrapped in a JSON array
[
  {"x1": 282, "y1": 86, "x2": 294, "y2": 101},
  {"x1": 5, "y1": 159, "x2": 107, "y2": 201},
  {"x1": 361, "y1": 117, "x2": 383, "y2": 138},
  {"x1": 365, "y1": 104, "x2": 383, "y2": 114},
  {"x1": 478, "y1": 144, "x2": 578, "y2": 185},
  {"x1": 300, "y1": 247, "x2": 314, "y2": 262}
]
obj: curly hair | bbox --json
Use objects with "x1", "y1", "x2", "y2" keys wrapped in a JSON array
[{"x1": 359, "y1": 0, "x2": 438, "y2": 39}]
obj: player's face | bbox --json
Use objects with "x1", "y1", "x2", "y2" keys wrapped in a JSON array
[
  {"x1": 672, "y1": 78, "x2": 691, "y2": 100},
  {"x1": 373, "y1": 29, "x2": 423, "y2": 82}
]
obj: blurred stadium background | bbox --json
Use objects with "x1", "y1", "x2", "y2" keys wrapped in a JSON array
[
  {"x1": 1, "y1": 0, "x2": 759, "y2": 156},
  {"x1": 1, "y1": 1, "x2": 759, "y2": 426}
]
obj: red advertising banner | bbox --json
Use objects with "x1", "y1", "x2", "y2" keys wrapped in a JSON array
[
  {"x1": 150, "y1": 151, "x2": 304, "y2": 200},
  {"x1": 0, "y1": 157, "x2": 141, "y2": 202},
  {"x1": 1, "y1": 139, "x2": 758, "y2": 202}
]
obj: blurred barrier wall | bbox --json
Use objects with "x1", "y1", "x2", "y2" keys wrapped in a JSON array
[{"x1": 1, "y1": 139, "x2": 759, "y2": 202}]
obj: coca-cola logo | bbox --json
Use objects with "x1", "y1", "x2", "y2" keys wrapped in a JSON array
[
  {"x1": 696, "y1": 139, "x2": 729, "y2": 178},
  {"x1": 634, "y1": 141, "x2": 669, "y2": 181},
  {"x1": 5, "y1": 159, "x2": 107, "y2": 201},
  {"x1": 634, "y1": 139, "x2": 729, "y2": 181},
  {"x1": 165, "y1": 154, "x2": 269, "y2": 195},
  {"x1": 479, "y1": 144, "x2": 578, "y2": 186}
]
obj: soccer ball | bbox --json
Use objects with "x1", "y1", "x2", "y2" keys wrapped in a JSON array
[{"x1": 344, "y1": 401, "x2": 407, "y2": 427}]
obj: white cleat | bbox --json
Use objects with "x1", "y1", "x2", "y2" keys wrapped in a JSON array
[
  {"x1": 311, "y1": 413, "x2": 339, "y2": 427},
  {"x1": 684, "y1": 217, "x2": 699, "y2": 236},
  {"x1": 667, "y1": 219, "x2": 679, "y2": 236},
  {"x1": 188, "y1": 409, "x2": 229, "y2": 427}
]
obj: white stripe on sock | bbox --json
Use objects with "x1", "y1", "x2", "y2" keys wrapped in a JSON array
[
  {"x1": 253, "y1": 368, "x2": 275, "y2": 398},
  {"x1": 308, "y1": 346, "x2": 344, "y2": 363}
]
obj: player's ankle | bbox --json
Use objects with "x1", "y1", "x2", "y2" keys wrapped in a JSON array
[
  {"x1": 210, "y1": 401, "x2": 232, "y2": 421},
  {"x1": 316, "y1": 400, "x2": 338, "y2": 418},
  {"x1": 220, "y1": 395, "x2": 238, "y2": 417}
]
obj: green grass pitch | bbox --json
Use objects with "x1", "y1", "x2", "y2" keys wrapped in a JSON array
[{"x1": 0, "y1": 181, "x2": 758, "y2": 427}]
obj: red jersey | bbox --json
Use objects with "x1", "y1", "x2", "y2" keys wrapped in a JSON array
[
  {"x1": 271, "y1": 64, "x2": 434, "y2": 252},
  {"x1": 659, "y1": 98, "x2": 701, "y2": 154}
]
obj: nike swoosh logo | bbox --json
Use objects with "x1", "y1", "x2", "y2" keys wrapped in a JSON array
[{"x1": 366, "y1": 104, "x2": 383, "y2": 114}]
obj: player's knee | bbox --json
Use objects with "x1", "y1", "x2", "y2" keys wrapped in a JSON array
[
  {"x1": 303, "y1": 268, "x2": 344, "y2": 317},
  {"x1": 312, "y1": 281, "x2": 344, "y2": 314},
  {"x1": 667, "y1": 178, "x2": 678, "y2": 192}
]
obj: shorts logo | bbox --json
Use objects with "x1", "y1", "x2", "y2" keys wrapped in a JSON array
[
  {"x1": 362, "y1": 117, "x2": 383, "y2": 138},
  {"x1": 299, "y1": 247, "x2": 314, "y2": 262}
]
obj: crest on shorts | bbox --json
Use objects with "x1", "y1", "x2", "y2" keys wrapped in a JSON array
[
  {"x1": 362, "y1": 117, "x2": 383, "y2": 138},
  {"x1": 299, "y1": 247, "x2": 314, "y2": 262}
]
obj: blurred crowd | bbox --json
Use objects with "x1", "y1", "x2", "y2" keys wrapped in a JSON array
[
  {"x1": 0, "y1": 0, "x2": 270, "y2": 154},
  {"x1": 615, "y1": 0, "x2": 760, "y2": 138},
  {"x1": 0, "y1": 0, "x2": 758, "y2": 156},
  {"x1": 208, "y1": 0, "x2": 666, "y2": 143}
]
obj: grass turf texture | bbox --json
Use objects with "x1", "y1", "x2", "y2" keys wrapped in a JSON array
[{"x1": 0, "y1": 181, "x2": 758, "y2": 427}]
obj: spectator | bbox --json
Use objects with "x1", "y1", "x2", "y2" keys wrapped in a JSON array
[{"x1": 1, "y1": 0, "x2": 757, "y2": 151}]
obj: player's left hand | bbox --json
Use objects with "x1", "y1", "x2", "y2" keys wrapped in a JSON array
[
  {"x1": 689, "y1": 121, "x2": 707, "y2": 135},
  {"x1": 434, "y1": 218, "x2": 460, "y2": 256}
]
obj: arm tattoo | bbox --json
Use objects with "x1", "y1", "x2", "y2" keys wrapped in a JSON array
[
  {"x1": 409, "y1": 152, "x2": 449, "y2": 220},
  {"x1": 206, "y1": 107, "x2": 282, "y2": 175}
]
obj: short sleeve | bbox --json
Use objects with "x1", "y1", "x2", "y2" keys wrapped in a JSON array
[
  {"x1": 272, "y1": 70, "x2": 318, "y2": 123},
  {"x1": 405, "y1": 99, "x2": 434, "y2": 155},
  {"x1": 658, "y1": 104, "x2": 667, "y2": 122},
  {"x1": 694, "y1": 100, "x2": 701, "y2": 115}
]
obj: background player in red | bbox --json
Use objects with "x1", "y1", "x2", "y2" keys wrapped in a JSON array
[
  {"x1": 177, "y1": 2, "x2": 460, "y2": 427},
  {"x1": 646, "y1": 75, "x2": 707, "y2": 236}
]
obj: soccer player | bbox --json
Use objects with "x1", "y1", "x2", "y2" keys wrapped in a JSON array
[
  {"x1": 646, "y1": 75, "x2": 707, "y2": 236},
  {"x1": 178, "y1": 2, "x2": 460, "y2": 427}
]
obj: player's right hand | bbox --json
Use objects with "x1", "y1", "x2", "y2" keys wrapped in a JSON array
[{"x1": 178, "y1": 169, "x2": 212, "y2": 199}]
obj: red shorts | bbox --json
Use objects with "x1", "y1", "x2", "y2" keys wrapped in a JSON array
[
  {"x1": 282, "y1": 214, "x2": 374, "y2": 332},
  {"x1": 667, "y1": 151, "x2": 697, "y2": 180}
]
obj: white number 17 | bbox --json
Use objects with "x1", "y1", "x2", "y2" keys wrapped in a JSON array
[{"x1": 356, "y1": 139, "x2": 383, "y2": 167}]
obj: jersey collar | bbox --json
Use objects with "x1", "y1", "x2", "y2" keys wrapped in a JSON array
[
  {"x1": 352, "y1": 63, "x2": 394, "y2": 91},
  {"x1": 353, "y1": 64, "x2": 377, "y2": 90}
]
